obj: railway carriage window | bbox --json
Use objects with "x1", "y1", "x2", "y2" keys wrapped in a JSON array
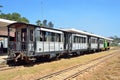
[
  {"x1": 21, "y1": 28, "x2": 27, "y2": 42},
  {"x1": 100, "y1": 39, "x2": 103, "y2": 44},
  {"x1": 73, "y1": 36, "x2": 75, "y2": 43},
  {"x1": 77, "y1": 37, "x2": 78, "y2": 43},
  {"x1": 40, "y1": 31, "x2": 46, "y2": 41},
  {"x1": 92, "y1": 38, "x2": 97, "y2": 43},
  {"x1": 93, "y1": 39, "x2": 95, "y2": 43},
  {"x1": 92, "y1": 39, "x2": 93, "y2": 43},
  {"x1": 79, "y1": 37, "x2": 82, "y2": 43},
  {"x1": 94, "y1": 39, "x2": 95, "y2": 43},
  {"x1": 85, "y1": 38, "x2": 86, "y2": 43},
  {"x1": 36, "y1": 30, "x2": 40, "y2": 41},
  {"x1": 94, "y1": 39, "x2": 96, "y2": 43},
  {"x1": 78, "y1": 37, "x2": 79, "y2": 43},
  {"x1": 46, "y1": 32, "x2": 50, "y2": 42},
  {"x1": 77, "y1": 37, "x2": 79, "y2": 43},
  {"x1": 96, "y1": 39, "x2": 97, "y2": 43},
  {"x1": 83, "y1": 37, "x2": 86, "y2": 43},
  {"x1": 51, "y1": 32, "x2": 55, "y2": 42},
  {"x1": 56, "y1": 33, "x2": 61, "y2": 42},
  {"x1": 81, "y1": 37, "x2": 83, "y2": 43},
  {"x1": 95, "y1": 39, "x2": 97, "y2": 43},
  {"x1": 93, "y1": 39, "x2": 94, "y2": 43},
  {"x1": 82, "y1": 37, "x2": 83, "y2": 43},
  {"x1": 76, "y1": 36, "x2": 77, "y2": 43},
  {"x1": 16, "y1": 31, "x2": 18, "y2": 41},
  {"x1": 30, "y1": 30, "x2": 33, "y2": 41},
  {"x1": 75, "y1": 36, "x2": 77, "y2": 43},
  {"x1": 83, "y1": 37, "x2": 85, "y2": 43},
  {"x1": 91, "y1": 38, "x2": 93, "y2": 43},
  {"x1": 74, "y1": 36, "x2": 76, "y2": 43}
]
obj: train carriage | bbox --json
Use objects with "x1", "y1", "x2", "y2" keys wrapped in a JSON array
[
  {"x1": 89, "y1": 37, "x2": 98, "y2": 51},
  {"x1": 7, "y1": 22, "x2": 64, "y2": 62},
  {"x1": 63, "y1": 29, "x2": 88, "y2": 55},
  {"x1": 63, "y1": 28, "x2": 109, "y2": 52},
  {"x1": 7, "y1": 22, "x2": 113, "y2": 63},
  {"x1": 98, "y1": 38, "x2": 104, "y2": 51}
]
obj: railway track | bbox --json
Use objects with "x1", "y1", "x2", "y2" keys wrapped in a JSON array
[
  {"x1": 37, "y1": 50, "x2": 119, "y2": 80},
  {"x1": 0, "y1": 65, "x2": 15, "y2": 71}
]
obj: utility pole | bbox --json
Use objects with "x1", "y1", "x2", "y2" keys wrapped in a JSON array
[{"x1": 41, "y1": 0, "x2": 44, "y2": 20}]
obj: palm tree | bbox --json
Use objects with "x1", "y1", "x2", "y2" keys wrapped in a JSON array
[
  {"x1": 43, "y1": 19, "x2": 47, "y2": 27},
  {"x1": 48, "y1": 21, "x2": 54, "y2": 28},
  {"x1": 36, "y1": 20, "x2": 41, "y2": 26},
  {"x1": 0, "y1": 5, "x2": 3, "y2": 13}
]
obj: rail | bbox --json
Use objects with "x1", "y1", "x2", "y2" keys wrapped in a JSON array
[{"x1": 37, "y1": 49, "x2": 119, "y2": 80}]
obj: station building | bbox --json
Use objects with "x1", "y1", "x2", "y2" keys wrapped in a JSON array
[{"x1": 0, "y1": 18, "x2": 16, "y2": 53}]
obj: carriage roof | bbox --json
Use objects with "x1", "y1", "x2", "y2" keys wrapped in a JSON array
[
  {"x1": 62, "y1": 28, "x2": 113, "y2": 41},
  {"x1": 7, "y1": 22, "x2": 63, "y2": 32},
  {"x1": 7, "y1": 22, "x2": 113, "y2": 41}
]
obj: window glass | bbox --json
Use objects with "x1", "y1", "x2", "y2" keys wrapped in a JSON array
[
  {"x1": 36, "y1": 30, "x2": 62, "y2": 42},
  {"x1": 40, "y1": 31, "x2": 46, "y2": 41},
  {"x1": 55, "y1": 33, "x2": 61, "y2": 42},
  {"x1": 30, "y1": 30, "x2": 33, "y2": 41},
  {"x1": 74, "y1": 36, "x2": 76, "y2": 43},
  {"x1": 51, "y1": 32, "x2": 55, "y2": 42},
  {"x1": 80, "y1": 37, "x2": 82, "y2": 43}
]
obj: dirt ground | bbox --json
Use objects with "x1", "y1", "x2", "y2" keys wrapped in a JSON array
[
  {"x1": 76, "y1": 51, "x2": 120, "y2": 80},
  {"x1": 0, "y1": 48, "x2": 119, "y2": 80}
]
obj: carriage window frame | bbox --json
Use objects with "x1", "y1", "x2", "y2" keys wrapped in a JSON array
[
  {"x1": 74, "y1": 36, "x2": 86, "y2": 43},
  {"x1": 40, "y1": 30, "x2": 46, "y2": 41},
  {"x1": 30, "y1": 29, "x2": 34, "y2": 41},
  {"x1": 38, "y1": 30, "x2": 62, "y2": 42},
  {"x1": 99, "y1": 39, "x2": 103, "y2": 44},
  {"x1": 55, "y1": 33, "x2": 61, "y2": 42},
  {"x1": 91, "y1": 38, "x2": 97, "y2": 43}
]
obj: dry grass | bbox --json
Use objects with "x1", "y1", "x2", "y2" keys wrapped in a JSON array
[
  {"x1": 0, "y1": 47, "x2": 119, "y2": 80},
  {"x1": 76, "y1": 50, "x2": 120, "y2": 80}
]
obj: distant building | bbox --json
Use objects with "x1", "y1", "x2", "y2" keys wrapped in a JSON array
[{"x1": 0, "y1": 18, "x2": 16, "y2": 53}]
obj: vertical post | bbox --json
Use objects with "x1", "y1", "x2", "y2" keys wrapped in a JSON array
[
  {"x1": 34, "y1": 27, "x2": 36, "y2": 54},
  {"x1": 98, "y1": 38, "x2": 100, "y2": 50},
  {"x1": 26, "y1": 25, "x2": 29, "y2": 56},
  {"x1": 7, "y1": 26, "x2": 10, "y2": 55}
]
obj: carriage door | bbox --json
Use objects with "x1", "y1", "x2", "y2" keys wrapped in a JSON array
[
  {"x1": 29, "y1": 29, "x2": 34, "y2": 52},
  {"x1": 87, "y1": 36, "x2": 91, "y2": 50},
  {"x1": 21, "y1": 28, "x2": 27, "y2": 50}
]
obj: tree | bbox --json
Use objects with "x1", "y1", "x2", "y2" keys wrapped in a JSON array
[
  {"x1": 36, "y1": 20, "x2": 42, "y2": 26},
  {"x1": 0, "y1": 5, "x2": 3, "y2": 13},
  {"x1": 48, "y1": 21, "x2": 54, "y2": 28},
  {"x1": 0, "y1": 12, "x2": 29, "y2": 23},
  {"x1": 43, "y1": 19, "x2": 47, "y2": 27},
  {"x1": 109, "y1": 36, "x2": 120, "y2": 46}
]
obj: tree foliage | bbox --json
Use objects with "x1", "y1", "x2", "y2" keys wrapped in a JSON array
[
  {"x1": 109, "y1": 36, "x2": 120, "y2": 46},
  {"x1": 36, "y1": 20, "x2": 43, "y2": 26},
  {"x1": 48, "y1": 21, "x2": 54, "y2": 28},
  {"x1": 0, "y1": 12, "x2": 29, "y2": 23},
  {"x1": 36, "y1": 19, "x2": 54, "y2": 28},
  {"x1": 43, "y1": 19, "x2": 47, "y2": 27},
  {"x1": 0, "y1": 5, "x2": 3, "y2": 13}
]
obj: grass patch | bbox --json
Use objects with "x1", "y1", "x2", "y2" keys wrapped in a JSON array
[{"x1": 0, "y1": 48, "x2": 119, "y2": 80}]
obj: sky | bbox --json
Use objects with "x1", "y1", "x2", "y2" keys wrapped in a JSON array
[{"x1": 1, "y1": 0, "x2": 120, "y2": 37}]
